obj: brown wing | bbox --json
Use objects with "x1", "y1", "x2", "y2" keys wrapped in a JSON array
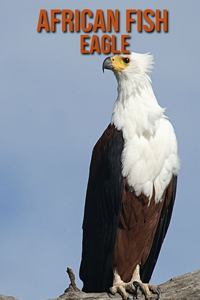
[
  {"x1": 112, "y1": 176, "x2": 177, "y2": 283},
  {"x1": 79, "y1": 124, "x2": 124, "y2": 292}
]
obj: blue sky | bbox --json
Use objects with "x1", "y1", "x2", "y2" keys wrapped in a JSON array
[{"x1": 0, "y1": 1, "x2": 200, "y2": 300}]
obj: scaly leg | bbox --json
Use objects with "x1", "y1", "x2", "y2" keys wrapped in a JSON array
[
  {"x1": 110, "y1": 265, "x2": 160, "y2": 300},
  {"x1": 110, "y1": 268, "x2": 136, "y2": 300}
]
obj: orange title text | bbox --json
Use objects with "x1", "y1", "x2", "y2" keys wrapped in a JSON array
[{"x1": 37, "y1": 9, "x2": 169, "y2": 54}]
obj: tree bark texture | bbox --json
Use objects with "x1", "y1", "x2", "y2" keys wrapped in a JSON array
[{"x1": 1, "y1": 269, "x2": 200, "y2": 300}]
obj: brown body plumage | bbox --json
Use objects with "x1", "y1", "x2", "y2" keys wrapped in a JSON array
[{"x1": 113, "y1": 176, "x2": 174, "y2": 282}]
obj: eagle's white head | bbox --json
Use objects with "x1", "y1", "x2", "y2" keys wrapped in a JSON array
[
  {"x1": 102, "y1": 52, "x2": 163, "y2": 134},
  {"x1": 103, "y1": 52, "x2": 153, "y2": 91}
]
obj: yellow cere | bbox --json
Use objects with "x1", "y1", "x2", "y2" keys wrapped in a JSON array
[{"x1": 110, "y1": 56, "x2": 130, "y2": 72}]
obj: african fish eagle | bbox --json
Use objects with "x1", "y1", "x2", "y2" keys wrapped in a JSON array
[{"x1": 79, "y1": 52, "x2": 180, "y2": 300}]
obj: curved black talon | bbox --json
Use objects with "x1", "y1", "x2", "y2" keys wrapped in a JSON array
[
  {"x1": 133, "y1": 281, "x2": 145, "y2": 299},
  {"x1": 133, "y1": 281, "x2": 160, "y2": 300},
  {"x1": 149, "y1": 286, "x2": 161, "y2": 300}
]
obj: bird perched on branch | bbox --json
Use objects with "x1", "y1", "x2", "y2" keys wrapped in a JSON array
[{"x1": 80, "y1": 52, "x2": 180, "y2": 300}]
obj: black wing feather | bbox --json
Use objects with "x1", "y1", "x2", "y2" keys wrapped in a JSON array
[
  {"x1": 79, "y1": 124, "x2": 124, "y2": 292},
  {"x1": 140, "y1": 176, "x2": 178, "y2": 283}
]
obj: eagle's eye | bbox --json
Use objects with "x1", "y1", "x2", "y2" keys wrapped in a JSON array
[{"x1": 122, "y1": 57, "x2": 130, "y2": 64}]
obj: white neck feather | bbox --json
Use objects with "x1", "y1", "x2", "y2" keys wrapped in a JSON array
[{"x1": 112, "y1": 75, "x2": 165, "y2": 137}]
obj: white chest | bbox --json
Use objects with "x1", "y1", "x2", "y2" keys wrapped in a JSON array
[
  {"x1": 112, "y1": 88, "x2": 180, "y2": 203},
  {"x1": 121, "y1": 118, "x2": 179, "y2": 202}
]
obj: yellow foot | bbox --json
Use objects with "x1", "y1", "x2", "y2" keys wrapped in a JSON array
[
  {"x1": 110, "y1": 280, "x2": 136, "y2": 300},
  {"x1": 133, "y1": 281, "x2": 161, "y2": 300}
]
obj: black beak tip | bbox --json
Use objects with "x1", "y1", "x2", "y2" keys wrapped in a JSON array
[{"x1": 102, "y1": 57, "x2": 112, "y2": 73}]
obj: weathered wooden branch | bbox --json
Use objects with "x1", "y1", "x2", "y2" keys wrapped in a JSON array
[{"x1": 1, "y1": 269, "x2": 200, "y2": 300}]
